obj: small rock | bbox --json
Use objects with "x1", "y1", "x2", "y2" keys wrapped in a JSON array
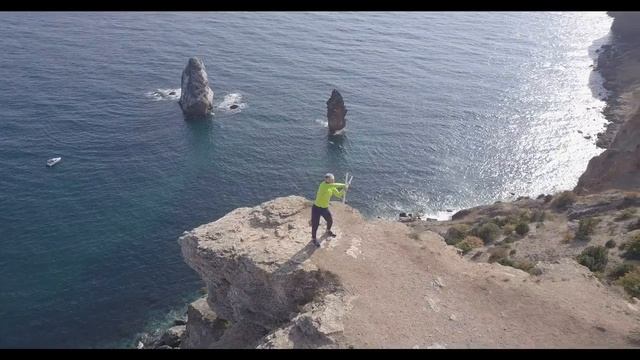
[
  {"x1": 632, "y1": 297, "x2": 639, "y2": 305},
  {"x1": 136, "y1": 341, "x2": 144, "y2": 349},
  {"x1": 577, "y1": 130, "x2": 583, "y2": 134},
  {"x1": 595, "y1": 326, "x2": 606, "y2": 332},
  {"x1": 158, "y1": 325, "x2": 186, "y2": 348},
  {"x1": 426, "y1": 343, "x2": 446, "y2": 349},
  {"x1": 230, "y1": 104, "x2": 239, "y2": 110},
  {"x1": 449, "y1": 314, "x2": 456, "y2": 321},
  {"x1": 157, "y1": 345, "x2": 173, "y2": 349},
  {"x1": 432, "y1": 277, "x2": 445, "y2": 288}
]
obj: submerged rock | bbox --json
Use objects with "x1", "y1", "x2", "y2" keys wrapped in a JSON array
[
  {"x1": 326, "y1": 89, "x2": 347, "y2": 135},
  {"x1": 179, "y1": 57, "x2": 214, "y2": 117}
]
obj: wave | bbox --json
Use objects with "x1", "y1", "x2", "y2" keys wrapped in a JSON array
[
  {"x1": 146, "y1": 88, "x2": 181, "y2": 101},
  {"x1": 215, "y1": 93, "x2": 246, "y2": 113},
  {"x1": 314, "y1": 119, "x2": 328, "y2": 128}
]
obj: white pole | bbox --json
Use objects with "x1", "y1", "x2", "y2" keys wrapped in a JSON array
[{"x1": 343, "y1": 172, "x2": 348, "y2": 203}]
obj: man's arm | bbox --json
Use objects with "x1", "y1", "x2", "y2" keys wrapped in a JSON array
[
  {"x1": 330, "y1": 182, "x2": 346, "y2": 188},
  {"x1": 331, "y1": 187, "x2": 345, "y2": 199}
]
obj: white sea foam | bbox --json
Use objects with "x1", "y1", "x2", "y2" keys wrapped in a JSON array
[
  {"x1": 146, "y1": 88, "x2": 181, "y2": 101},
  {"x1": 216, "y1": 93, "x2": 246, "y2": 113},
  {"x1": 315, "y1": 119, "x2": 328, "y2": 128}
]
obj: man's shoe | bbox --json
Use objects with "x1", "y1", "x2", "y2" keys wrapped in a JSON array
[
  {"x1": 312, "y1": 238, "x2": 321, "y2": 247},
  {"x1": 326, "y1": 230, "x2": 337, "y2": 237}
]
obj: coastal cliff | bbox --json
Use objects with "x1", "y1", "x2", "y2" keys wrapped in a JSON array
[
  {"x1": 139, "y1": 13, "x2": 640, "y2": 349},
  {"x1": 171, "y1": 196, "x2": 639, "y2": 348},
  {"x1": 576, "y1": 12, "x2": 640, "y2": 193}
]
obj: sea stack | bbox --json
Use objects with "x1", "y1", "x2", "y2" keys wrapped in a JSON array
[
  {"x1": 179, "y1": 57, "x2": 214, "y2": 117},
  {"x1": 326, "y1": 89, "x2": 347, "y2": 135}
]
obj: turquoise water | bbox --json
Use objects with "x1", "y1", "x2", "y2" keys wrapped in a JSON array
[{"x1": 0, "y1": 12, "x2": 612, "y2": 347}]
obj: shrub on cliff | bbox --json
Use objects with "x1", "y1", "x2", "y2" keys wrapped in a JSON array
[
  {"x1": 624, "y1": 233, "x2": 640, "y2": 259},
  {"x1": 444, "y1": 224, "x2": 469, "y2": 245},
  {"x1": 608, "y1": 263, "x2": 637, "y2": 280},
  {"x1": 575, "y1": 217, "x2": 600, "y2": 241},
  {"x1": 551, "y1": 191, "x2": 577, "y2": 211},
  {"x1": 476, "y1": 222, "x2": 501, "y2": 244},
  {"x1": 455, "y1": 236, "x2": 484, "y2": 254},
  {"x1": 577, "y1": 246, "x2": 608, "y2": 272},
  {"x1": 497, "y1": 257, "x2": 535, "y2": 273},
  {"x1": 617, "y1": 269, "x2": 640, "y2": 298},
  {"x1": 605, "y1": 239, "x2": 616, "y2": 248},
  {"x1": 502, "y1": 224, "x2": 515, "y2": 236},
  {"x1": 515, "y1": 222, "x2": 530, "y2": 236},
  {"x1": 488, "y1": 246, "x2": 510, "y2": 263}
]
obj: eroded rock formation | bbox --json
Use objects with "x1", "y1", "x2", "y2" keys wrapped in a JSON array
[
  {"x1": 179, "y1": 57, "x2": 214, "y2": 117},
  {"x1": 327, "y1": 89, "x2": 347, "y2": 135}
]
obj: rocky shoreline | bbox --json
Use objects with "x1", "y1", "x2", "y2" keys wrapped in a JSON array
[
  {"x1": 577, "y1": 12, "x2": 640, "y2": 193},
  {"x1": 138, "y1": 12, "x2": 640, "y2": 349}
]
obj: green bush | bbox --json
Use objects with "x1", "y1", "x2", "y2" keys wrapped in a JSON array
[
  {"x1": 455, "y1": 236, "x2": 484, "y2": 254},
  {"x1": 617, "y1": 269, "x2": 640, "y2": 298},
  {"x1": 605, "y1": 239, "x2": 616, "y2": 249},
  {"x1": 515, "y1": 222, "x2": 530, "y2": 236},
  {"x1": 551, "y1": 191, "x2": 577, "y2": 211},
  {"x1": 502, "y1": 224, "x2": 515, "y2": 236},
  {"x1": 476, "y1": 222, "x2": 501, "y2": 244},
  {"x1": 444, "y1": 224, "x2": 469, "y2": 245},
  {"x1": 498, "y1": 257, "x2": 535, "y2": 272},
  {"x1": 576, "y1": 246, "x2": 608, "y2": 272},
  {"x1": 455, "y1": 241, "x2": 472, "y2": 254},
  {"x1": 624, "y1": 233, "x2": 640, "y2": 259},
  {"x1": 492, "y1": 216, "x2": 508, "y2": 227},
  {"x1": 488, "y1": 246, "x2": 510, "y2": 263},
  {"x1": 614, "y1": 208, "x2": 637, "y2": 222},
  {"x1": 575, "y1": 217, "x2": 600, "y2": 241},
  {"x1": 518, "y1": 210, "x2": 531, "y2": 223},
  {"x1": 608, "y1": 263, "x2": 637, "y2": 280}
]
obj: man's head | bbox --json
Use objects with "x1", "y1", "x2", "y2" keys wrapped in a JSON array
[{"x1": 324, "y1": 173, "x2": 335, "y2": 183}]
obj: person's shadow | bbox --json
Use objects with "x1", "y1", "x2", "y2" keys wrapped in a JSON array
[{"x1": 275, "y1": 233, "x2": 334, "y2": 275}]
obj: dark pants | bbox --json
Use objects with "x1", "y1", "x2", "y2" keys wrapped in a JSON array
[{"x1": 311, "y1": 205, "x2": 332, "y2": 240}]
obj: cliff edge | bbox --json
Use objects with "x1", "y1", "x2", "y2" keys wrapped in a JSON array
[{"x1": 177, "y1": 196, "x2": 638, "y2": 348}]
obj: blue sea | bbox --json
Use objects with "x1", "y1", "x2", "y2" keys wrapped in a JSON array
[{"x1": 0, "y1": 12, "x2": 613, "y2": 348}]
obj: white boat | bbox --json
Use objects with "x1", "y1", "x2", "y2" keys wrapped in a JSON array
[{"x1": 47, "y1": 157, "x2": 61, "y2": 167}]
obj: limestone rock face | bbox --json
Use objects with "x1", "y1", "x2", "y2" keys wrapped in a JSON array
[
  {"x1": 178, "y1": 196, "x2": 347, "y2": 348},
  {"x1": 326, "y1": 89, "x2": 347, "y2": 135},
  {"x1": 179, "y1": 57, "x2": 214, "y2": 117},
  {"x1": 178, "y1": 196, "x2": 639, "y2": 348},
  {"x1": 182, "y1": 297, "x2": 228, "y2": 349}
]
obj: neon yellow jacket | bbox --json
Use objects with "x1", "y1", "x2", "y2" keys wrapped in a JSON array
[{"x1": 314, "y1": 181, "x2": 346, "y2": 208}]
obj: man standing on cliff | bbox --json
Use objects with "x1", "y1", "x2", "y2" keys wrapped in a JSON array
[{"x1": 311, "y1": 173, "x2": 348, "y2": 247}]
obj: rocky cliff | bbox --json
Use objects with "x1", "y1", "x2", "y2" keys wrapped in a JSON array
[
  {"x1": 179, "y1": 57, "x2": 214, "y2": 117},
  {"x1": 576, "y1": 12, "x2": 640, "y2": 193},
  {"x1": 176, "y1": 196, "x2": 639, "y2": 348}
]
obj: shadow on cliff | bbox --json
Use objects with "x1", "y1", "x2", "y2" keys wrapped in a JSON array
[{"x1": 275, "y1": 233, "x2": 335, "y2": 275}]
